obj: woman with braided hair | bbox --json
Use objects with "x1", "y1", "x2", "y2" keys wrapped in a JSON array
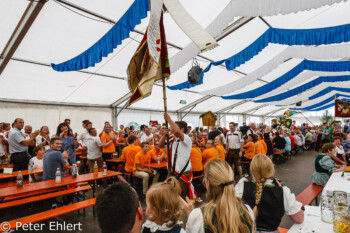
[
  {"x1": 235, "y1": 154, "x2": 304, "y2": 233},
  {"x1": 183, "y1": 159, "x2": 255, "y2": 233}
]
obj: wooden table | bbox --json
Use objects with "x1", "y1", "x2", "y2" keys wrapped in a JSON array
[
  {"x1": 147, "y1": 161, "x2": 167, "y2": 169},
  {"x1": 0, "y1": 164, "x2": 13, "y2": 170},
  {"x1": 106, "y1": 158, "x2": 124, "y2": 163},
  {"x1": 0, "y1": 166, "x2": 73, "y2": 180},
  {"x1": 0, "y1": 170, "x2": 121, "y2": 202},
  {"x1": 0, "y1": 168, "x2": 43, "y2": 179}
]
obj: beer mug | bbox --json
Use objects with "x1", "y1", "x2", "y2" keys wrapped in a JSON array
[
  {"x1": 321, "y1": 195, "x2": 334, "y2": 223},
  {"x1": 333, "y1": 205, "x2": 350, "y2": 233}
]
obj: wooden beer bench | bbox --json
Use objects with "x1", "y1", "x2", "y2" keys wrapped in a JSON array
[
  {"x1": 4, "y1": 198, "x2": 96, "y2": 232},
  {"x1": 0, "y1": 185, "x2": 91, "y2": 210},
  {"x1": 296, "y1": 183, "x2": 324, "y2": 207}
]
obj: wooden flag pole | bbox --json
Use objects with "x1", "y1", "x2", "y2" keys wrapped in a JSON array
[{"x1": 162, "y1": 78, "x2": 171, "y2": 177}]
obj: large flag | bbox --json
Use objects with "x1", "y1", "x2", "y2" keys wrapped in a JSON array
[
  {"x1": 126, "y1": 14, "x2": 170, "y2": 107},
  {"x1": 335, "y1": 99, "x2": 350, "y2": 117}
]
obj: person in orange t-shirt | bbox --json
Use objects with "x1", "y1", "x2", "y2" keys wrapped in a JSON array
[
  {"x1": 190, "y1": 141, "x2": 203, "y2": 176},
  {"x1": 241, "y1": 134, "x2": 257, "y2": 177},
  {"x1": 255, "y1": 133, "x2": 267, "y2": 155},
  {"x1": 150, "y1": 141, "x2": 166, "y2": 162},
  {"x1": 116, "y1": 130, "x2": 127, "y2": 155},
  {"x1": 120, "y1": 135, "x2": 141, "y2": 173},
  {"x1": 134, "y1": 142, "x2": 159, "y2": 195},
  {"x1": 214, "y1": 135, "x2": 226, "y2": 160},
  {"x1": 242, "y1": 135, "x2": 256, "y2": 160},
  {"x1": 196, "y1": 133, "x2": 207, "y2": 152},
  {"x1": 202, "y1": 139, "x2": 220, "y2": 166},
  {"x1": 100, "y1": 123, "x2": 117, "y2": 167}
]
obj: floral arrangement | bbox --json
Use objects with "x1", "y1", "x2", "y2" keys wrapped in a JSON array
[{"x1": 199, "y1": 111, "x2": 217, "y2": 120}]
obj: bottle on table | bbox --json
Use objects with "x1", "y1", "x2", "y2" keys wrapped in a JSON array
[
  {"x1": 17, "y1": 170, "x2": 23, "y2": 187},
  {"x1": 103, "y1": 162, "x2": 107, "y2": 176},
  {"x1": 28, "y1": 160, "x2": 34, "y2": 173},
  {"x1": 93, "y1": 161, "x2": 98, "y2": 175},
  {"x1": 55, "y1": 168, "x2": 61, "y2": 184},
  {"x1": 72, "y1": 164, "x2": 77, "y2": 178}
]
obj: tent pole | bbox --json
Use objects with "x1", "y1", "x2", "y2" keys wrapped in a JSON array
[{"x1": 162, "y1": 78, "x2": 171, "y2": 177}]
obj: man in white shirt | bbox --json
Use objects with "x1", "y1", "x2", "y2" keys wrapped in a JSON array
[
  {"x1": 77, "y1": 120, "x2": 92, "y2": 146},
  {"x1": 140, "y1": 126, "x2": 153, "y2": 143},
  {"x1": 225, "y1": 122, "x2": 244, "y2": 177},
  {"x1": 85, "y1": 128, "x2": 103, "y2": 172},
  {"x1": 159, "y1": 113, "x2": 196, "y2": 200},
  {"x1": 246, "y1": 123, "x2": 257, "y2": 136}
]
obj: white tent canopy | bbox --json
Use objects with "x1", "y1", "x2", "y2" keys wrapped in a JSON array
[{"x1": 1, "y1": 0, "x2": 349, "y2": 130}]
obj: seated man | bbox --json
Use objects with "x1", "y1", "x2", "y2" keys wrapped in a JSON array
[
  {"x1": 43, "y1": 137, "x2": 70, "y2": 207},
  {"x1": 96, "y1": 182, "x2": 143, "y2": 233},
  {"x1": 134, "y1": 142, "x2": 159, "y2": 197},
  {"x1": 43, "y1": 138, "x2": 69, "y2": 181}
]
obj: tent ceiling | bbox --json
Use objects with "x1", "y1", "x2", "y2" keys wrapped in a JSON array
[{"x1": 1, "y1": 0, "x2": 350, "y2": 116}]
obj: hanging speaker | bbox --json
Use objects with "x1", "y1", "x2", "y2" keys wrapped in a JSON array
[
  {"x1": 188, "y1": 58, "x2": 203, "y2": 84},
  {"x1": 296, "y1": 101, "x2": 302, "y2": 107}
]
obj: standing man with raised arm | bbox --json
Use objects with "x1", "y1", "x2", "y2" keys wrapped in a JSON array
[
  {"x1": 8, "y1": 118, "x2": 39, "y2": 171},
  {"x1": 159, "y1": 113, "x2": 197, "y2": 200}
]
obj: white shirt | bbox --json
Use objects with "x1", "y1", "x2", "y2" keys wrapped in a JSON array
[
  {"x1": 336, "y1": 145, "x2": 345, "y2": 156},
  {"x1": 0, "y1": 133, "x2": 6, "y2": 156},
  {"x1": 29, "y1": 156, "x2": 43, "y2": 182},
  {"x1": 235, "y1": 178, "x2": 302, "y2": 216},
  {"x1": 85, "y1": 135, "x2": 102, "y2": 160},
  {"x1": 186, "y1": 205, "x2": 254, "y2": 233},
  {"x1": 140, "y1": 133, "x2": 153, "y2": 143},
  {"x1": 246, "y1": 128, "x2": 256, "y2": 136},
  {"x1": 226, "y1": 130, "x2": 243, "y2": 149},
  {"x1": 77, "y1": 129, "x2": 89, "y2": 147},
  {"x1": 142, "y1": 220, "x2": 186, "y2": 233},
  {"x1": 171, "y1": 134, "x2": 192, "y2": 173}
]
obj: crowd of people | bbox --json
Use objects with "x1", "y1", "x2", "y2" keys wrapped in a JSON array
[{"x1": 1, "y1": 116, "x2": 350, "y2": 232}]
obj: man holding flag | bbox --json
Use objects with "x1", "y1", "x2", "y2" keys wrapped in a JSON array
[{"x1": 159, "y1": 113, "x2": 198, "y2": 201}]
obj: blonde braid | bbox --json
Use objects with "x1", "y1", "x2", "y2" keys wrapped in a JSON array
[{"x1": 253, "y1": 178, "x2": 265, "y2": 217}]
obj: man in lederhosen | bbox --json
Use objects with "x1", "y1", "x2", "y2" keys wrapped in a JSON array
[{"x1": 159, "y1": 113, "x2": 197, "y2": 200}]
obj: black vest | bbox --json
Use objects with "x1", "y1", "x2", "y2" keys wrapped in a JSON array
[
  {"x1": 142, "y1": 224, "x2": 182, "y2": 233},
  {"x1": 242, "y1": 180, "x2": 284, "y2": 231},
  {"x1": 315, "y1": 154, "x2": 330, "y2": 174}
]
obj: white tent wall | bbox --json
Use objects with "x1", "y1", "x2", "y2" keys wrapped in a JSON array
[
  {"x1": 116, "y1": 109, "x2": 178, "y2": 128},
  {"x1": 0, "y1": 102, "x2": 111, "y2": 133}
]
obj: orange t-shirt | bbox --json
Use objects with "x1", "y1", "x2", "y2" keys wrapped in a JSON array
[
  {"x1": 217, "y1": 144, "x2": 226, "y2": 160},
  {"x1": 134, "y1": 151, "x2": 151, "y2": 173},
  {"x1": 150, "y1": 148, "x2": 164, "y2": 161},
  {"x1": 101, "y1": 132, "x2": 116, "y2": 153},
  {"x1": 244, "y1": 141, "x2": 255, "y2": 159},
  {"x1": 255, "y1": 140, "x2": 267, "y2": 155},
  {"x1": 117, "y1": 137, "x2": 126, "y2": 145},
  {"x1": 202, "y1": 147, "x2": 219, "y2": 165},
  {"x1": 197, "y1": 138, "x2": 206, "y2": 152},
  {"x1": 190, "y1": 148, "x2": 203, "y2": 172},
  {"x1": 121, "y1": 145, "x2": 141, "y2": 173}
]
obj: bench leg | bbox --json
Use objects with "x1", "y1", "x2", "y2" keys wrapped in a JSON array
[{"x1": 92, "y1": 180, "x2": 96, "y2": 217}]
